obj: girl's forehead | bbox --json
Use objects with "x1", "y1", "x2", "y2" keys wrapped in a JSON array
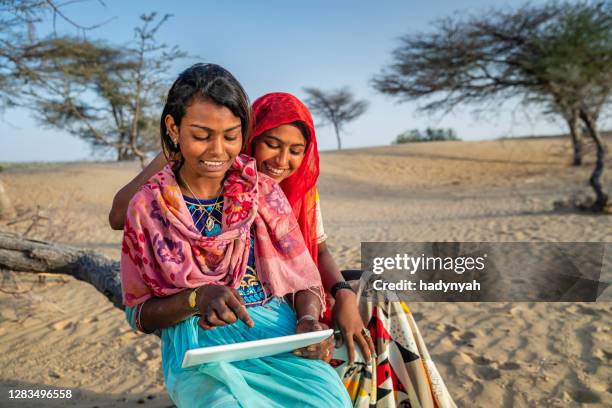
[
  {"x1": 261, "y1": 124, "x2": 306, "y2": 143},
  {"x1": 182, "y1": 100, "x2": 241, "y2": 129}
]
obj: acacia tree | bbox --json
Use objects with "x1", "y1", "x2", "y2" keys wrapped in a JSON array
[
  {"x1": 0, "y1": 0, "x2": 112, "y2": 109},
  {"x1": 0, "y1": 1, "x2": 166, "y2": 165},
  {"x1": 0, "y1": 0, "x2": 111, "y2": 218},
  {"x1": 527, "y1": 2, "x2": 612, "y2": 210},
  {"x1": 372, "y1": 1, "x2": 611, "y2": 210},
  {"x1": 22, "y1": 13, "x2": 185, "y2": 165},
  {"x1": 302, "y1": 87, "x2": 368, "y2": 150}
]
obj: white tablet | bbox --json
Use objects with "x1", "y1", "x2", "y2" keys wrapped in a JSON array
[{"x1": 181, "y1": 329, "x2": 334, "y2": 368}]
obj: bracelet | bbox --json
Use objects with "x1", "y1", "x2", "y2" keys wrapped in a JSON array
[
  {"x1": 135, "y1": 300, "x2": 152, "y2": 334},
  {"x1": 188, "y1": 288, "x2": 199, "y2": 314},
  {"x1": 135, "y1": 302, "x2": 144, "y2": 332},
  {"x1": 297, "y1": 314, "x2": 317, "y2": 324},
  {"x1": 331, "y1": 281, "x2": 354, "y2": 299}
]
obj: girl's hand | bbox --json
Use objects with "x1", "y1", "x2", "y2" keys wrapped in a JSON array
[
  {"x1": 293, "y1": 318, "x2": 334, "y2": 362},
  {"x1": 196, "y1": 285, "x2": 254, "y2": 330},
  {"x1": 332, "y1": 289, "x2": 376, "y2": 363}
]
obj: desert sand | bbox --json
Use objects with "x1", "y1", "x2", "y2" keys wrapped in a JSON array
[{"x1": 0, "y1": 136, "x2": 610, "y2": 407}]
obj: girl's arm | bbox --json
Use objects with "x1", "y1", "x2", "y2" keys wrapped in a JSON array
[
  {"x1": 293, "y1": 288, "x2": 322, "y2": 320},
  {"x1": 292, "y1": 288, "x2": 334, "y2": 361},
  {"x1": 313, "y1": 196, "x2": 345, "y2": 292},
  {"x1": 317, "y1": 241, "x2": 344, "y2": 292},
  {"x1": 318, "y1": 240, "x2": 376, "y2": 363},
  {"x1": 109, "y1": 152, "x2": 167, "y2": 230},
  {"x1": 138, "y1": 285, "x2": 253, "y2": 333},
  {"x1": 138, "y1": 288, "x2": 196, "y2": 333}
]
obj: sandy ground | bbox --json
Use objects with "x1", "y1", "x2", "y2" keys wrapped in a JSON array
[{"x1": 0, "y1": 136, "x2": 610, "y2": 407}]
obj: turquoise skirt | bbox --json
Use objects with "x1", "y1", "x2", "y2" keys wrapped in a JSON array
[{"x1": 129, "y1": 298, "x2": 351, "y2": 408}]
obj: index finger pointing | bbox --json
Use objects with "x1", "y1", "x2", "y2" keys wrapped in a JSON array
[{"x1": 227, "y1": 292, "x2": 254, "y2": 328}]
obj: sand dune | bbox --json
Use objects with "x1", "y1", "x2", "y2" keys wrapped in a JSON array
[{"x1": 1, "y1": 136, "x2": 610, "y2": 407}]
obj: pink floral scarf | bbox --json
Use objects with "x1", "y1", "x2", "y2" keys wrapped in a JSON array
[{"x1": 120, "y1": 154, "x2": 324, "y2": 311}]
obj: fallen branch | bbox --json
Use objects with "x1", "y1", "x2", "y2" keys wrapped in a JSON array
[{"x1": 0, "y1": 230, "x2": 123, "y2": 310}]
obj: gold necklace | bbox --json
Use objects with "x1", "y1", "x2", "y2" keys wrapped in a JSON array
[{"x1": 181, "y1": 177, "x2": 223, "y2": 234}]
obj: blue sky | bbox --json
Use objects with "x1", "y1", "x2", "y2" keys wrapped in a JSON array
[{"x1": 2, "y1": 0, "x2": 572, "y2": 162}]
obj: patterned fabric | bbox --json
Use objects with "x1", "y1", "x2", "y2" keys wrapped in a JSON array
[
  {"x1": 332, "y1": 275, "x2": 457, "y2": 408},
  {"x1": 238, "y1": 259, "x2": 268, "y2": 306},
  {"x1": 248, "y1": 93, "x2": 320, "y2": 266},
  {"x1": 120, "y1": 154, "x2": 325, "y2": 312},
  {"x1": 183, "y1": 195, "x2": 269, "y2": 306}
]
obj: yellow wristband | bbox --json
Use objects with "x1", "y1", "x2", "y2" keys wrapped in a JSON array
[{"x1": 188, "y1": 289, "x2": 198, "y2": 311}]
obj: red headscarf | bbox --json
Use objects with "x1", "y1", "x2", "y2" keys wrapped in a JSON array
[{"x1": 246, "y1": 93, "x2": 320, "y2": 266}]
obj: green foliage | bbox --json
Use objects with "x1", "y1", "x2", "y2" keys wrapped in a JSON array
[
  {"x1": 393, "y1": 128, "x2": 459, "y2": 144},
  {"x1": 526, "y1": 2, "x2": 612, "y2": 109}
]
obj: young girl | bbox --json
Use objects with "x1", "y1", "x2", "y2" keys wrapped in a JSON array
[{"x1": 120, "y1": 64, "x2": 351, "y2": 408}]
